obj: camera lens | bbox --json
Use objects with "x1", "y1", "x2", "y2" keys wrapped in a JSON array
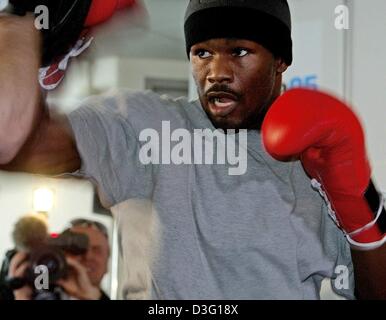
[
  {"x1": 37, "y1": 254, "x2": 61, "y2": 275},
  {"x1": 29, "y1": 246, "x2": 67, "y2": 284}
]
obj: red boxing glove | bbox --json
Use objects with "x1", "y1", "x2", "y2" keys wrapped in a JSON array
[{"x1": 262, "y1": 88, "x2": 386, "y2": 250}]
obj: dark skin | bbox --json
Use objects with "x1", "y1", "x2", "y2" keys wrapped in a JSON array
[
  {"x1": 0, "y1": 17, "x2": 384, "y2": 298},
  {"x1": 351, "y1": 245, "x2": 386, "y2": 299},
  {"x1": 191, "y1": 39, "x2": 287, "y2": 130}
]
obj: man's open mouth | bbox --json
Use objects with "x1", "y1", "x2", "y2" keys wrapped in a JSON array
[{"x1": 207, "y1": 92, "x2": 239, "y2": 117}]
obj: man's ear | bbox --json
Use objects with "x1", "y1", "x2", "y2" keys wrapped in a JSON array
[{"x1": 276, "y1": 58, "x2": 288, "y2": 74}]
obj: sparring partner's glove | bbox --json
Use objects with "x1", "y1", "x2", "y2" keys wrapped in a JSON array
[
  {"x1": 7, "y1": 0, "x2": 135, "y2": 66},
  {"x1": 262, "y1": 88, "x2": 386, "y2": 250},
  {"x1": 5, "y1": 0, "x2": 135, "y2": 88}
]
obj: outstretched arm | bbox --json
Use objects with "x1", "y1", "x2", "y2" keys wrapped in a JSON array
[{"x1": 0, "y1": 15, "x2": 80, "y2": 174}]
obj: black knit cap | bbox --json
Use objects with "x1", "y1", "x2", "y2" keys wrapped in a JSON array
[{"x1": 184, "y1": 0, "x2": 293, "y2": 65}]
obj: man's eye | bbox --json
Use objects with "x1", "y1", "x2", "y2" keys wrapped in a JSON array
[
  {"x1": 195, "y1": 50, "x2": 211, "y2": 58},
  {"x1": 233, "y1": 48, "x2": 249, "y2": 57}
]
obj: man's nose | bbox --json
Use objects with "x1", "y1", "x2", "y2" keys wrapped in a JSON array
[{"x1": 207, "y1": 56, "x2": 233, "y2": 84}]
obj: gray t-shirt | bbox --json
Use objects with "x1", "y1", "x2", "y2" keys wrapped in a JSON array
[{"x1": 68, "y1": 89, "x2": 355, "y2": 300}]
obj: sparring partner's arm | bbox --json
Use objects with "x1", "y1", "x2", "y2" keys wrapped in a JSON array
[
  {"x1": 0, "y1": 15, "x2": 80, "y2": 174},
  {"x1": 262, "y1": 88, "x2": 386, "y2": 300}
]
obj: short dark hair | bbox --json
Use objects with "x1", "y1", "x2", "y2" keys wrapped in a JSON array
[{"x1": 69, "y1": 218, "x2": 109, "y2": 240}]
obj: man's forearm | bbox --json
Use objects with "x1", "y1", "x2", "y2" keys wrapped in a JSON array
[
  {"x1": 1, "y1": 111, "x2": 81, "y2": 175},
  {"x1": 351, "y1": 244, "x2": 386, "y2": 299},
  {"x1": 0, "y1": 15, "x2": 42, "y2": 164}
]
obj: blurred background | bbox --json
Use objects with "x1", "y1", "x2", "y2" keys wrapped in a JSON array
[{"x1": 0, "y1": 0, "x2": 385, "y2": 299}]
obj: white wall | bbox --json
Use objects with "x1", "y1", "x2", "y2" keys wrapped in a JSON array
[
  {"x1": 46, "y1": 58, "x2": 93, "y2": 113},
  {"x1": 48, "y1": 56, "x2": 189, "y2": 112},
  {"x1": 349, "y1": 0, "x2": 386, "y2": 191},
  {"x1": 286, "y1": 0, "x2": 346, "y2": 95},
  {"x1": 117, "y1": 58, "x2": 189, "y2": 91}
]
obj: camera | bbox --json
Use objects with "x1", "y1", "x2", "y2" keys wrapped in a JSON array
[{"x1": 5, "y1": 229, "x2": 89, "y2": 300}]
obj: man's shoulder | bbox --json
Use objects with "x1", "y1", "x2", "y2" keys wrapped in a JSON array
[
  {"x1": 79, "y1": 89, "x2": 192, "y2": 114},
  {"x1": 73, "y1": 89, "x2": 200, "y2": 130}
]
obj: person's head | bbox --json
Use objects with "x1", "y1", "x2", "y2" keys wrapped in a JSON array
[
  {"x1": 12, "y1": 213, "x2": 48, "y2": 252},
  {"x1": 68, "y1": 218, "x2": 110, "y2": 287},
  {"x1": 184, "y1": 0, "x2": 292, "y2": 130}
]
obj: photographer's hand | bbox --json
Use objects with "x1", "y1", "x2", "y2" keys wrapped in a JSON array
[
  {"x1": 57, "y1": 257, "x2": 101, "y2": 300},
  {"x1": 8, "y1": 252, "x2": 33, "y2": 300}
]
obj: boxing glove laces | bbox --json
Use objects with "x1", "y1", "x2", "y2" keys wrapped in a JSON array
[{"x1": 262, "y1": 88, "x2": 386, "y2": 250}]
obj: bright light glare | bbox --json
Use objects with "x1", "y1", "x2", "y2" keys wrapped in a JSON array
[{"x1": 33, "y1": 188, "x2": 54, "y2": 212}]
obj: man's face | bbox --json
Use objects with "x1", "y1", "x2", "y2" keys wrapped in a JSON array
[
  {"x1": 70, "y1": 226, "x2": 110, "y2": 286},
  {"x1": 191, "y1": 38, "x2": 287, "y2": 130}
]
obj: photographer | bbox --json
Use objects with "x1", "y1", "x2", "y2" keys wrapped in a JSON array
[
  {"x1": 0, "y1": 215, "x2": 110, "y2": 300},
  {"x1": 59, "y1": 218, "x2": 111, "y2": 300}
]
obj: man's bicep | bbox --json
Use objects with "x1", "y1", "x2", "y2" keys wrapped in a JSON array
[{"x1": 0, "y1": 112, "x2": 81, "y2": 175}]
